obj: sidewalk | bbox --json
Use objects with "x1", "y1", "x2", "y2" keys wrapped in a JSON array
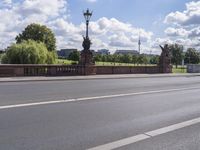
[{"x1": 0, "y1": 73, "x2": 200, "y2": 83}]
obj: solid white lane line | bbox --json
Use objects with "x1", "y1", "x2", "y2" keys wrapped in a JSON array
[
  {"x1": 146, "y1": 117, "x2": 200, "y2": 137},
  {"x1": 88, "y1": 117, "x2": 200, "y2": 150},
  {"x1": 87, "y1": 134, "x2": 150, "y2": 150},
  {"x1": 0, "y1": 99, "x2": 76, "y2": 110},
  {"x1": 77, "y1": 86, "x2": 200, "y2": 102},
  {"x1": 0, "y1": 86, "x2": 199, "y2": 110}
]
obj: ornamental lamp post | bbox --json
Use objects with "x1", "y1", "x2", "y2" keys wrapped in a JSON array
[
  {"x1": 79, "y1": 8, "x2": 95, "y2": 73},
  {"x1": 83, "y1": 9, "x2": 92, "y2": 38}
]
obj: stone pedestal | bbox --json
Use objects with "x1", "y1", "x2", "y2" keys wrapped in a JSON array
[
  {"x1": 79, "y1": 50, "x2": 96, "y2": 75},
  {"x1": 159, "y1": 61, "x2": 172, "y2": 73},
  {"x1": 79, "y1": 50, "x2": 94, "y2": 66}
]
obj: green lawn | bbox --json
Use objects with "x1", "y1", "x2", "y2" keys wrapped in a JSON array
[
  {"x1": 56, "y1": 59, "x2": 77, "y2": 65},
  {"x1": 95, "y1": 61, "x2": 156, "y2": 66},
  {"x1": 56, "y1": 59, "x2": 153, "y2": 66},
  {"x1": 172, "y1": 66, "x2": 187, "y2": 73}
]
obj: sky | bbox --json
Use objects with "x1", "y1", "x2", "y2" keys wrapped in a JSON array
[{"x1": 0, "y1": 0, "x2": 200, "y2": 54}]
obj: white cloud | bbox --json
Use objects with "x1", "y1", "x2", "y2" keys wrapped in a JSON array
[
  {"x1": 18, "y1": 0, "x2": 67, "y2": 17},
  {"x1": 151, "y1": 38, "x2": 173, "y2": 49},
  {"x1": 164, "y1": 1, "x2": 200, "y2": 26},
  {"x1": 109, "y1": 33, "x2": 135, "y2": 48},
  {"x1": 162, "y1": 1, "x2": 200, "y2": 51},
  {"x1": 0, "y1": 0, "x2": 12, "y2": 7},
  {"x1": 88, "y1": 18, "x2": 153, "y2": 51},
  {"x1": 188, "y1": 27, "x2": 200, "y2": 38},
  {"x1": 164, "y1": 27, "x2": 188, "y2": 37}
]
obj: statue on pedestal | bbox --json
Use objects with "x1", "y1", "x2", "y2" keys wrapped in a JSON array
[
  {"x1": 79, "y1": 36, "x2": 94, "y2": 65},
  {"x1": 82, "y1": 36, "x2": 91, "y2": 51},
  {"x1": 159, "y1": 44, "x2": 172, "y2": 73}
]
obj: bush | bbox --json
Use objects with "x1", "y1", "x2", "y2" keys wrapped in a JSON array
[{"x1": 3, "y1": 40, "x2": 56, "y2": 64}]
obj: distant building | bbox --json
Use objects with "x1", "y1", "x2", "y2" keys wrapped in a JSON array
[
  {"x1": 57, "y1": 49, "x2": 78, "y2": 58},
  {"x1": 97, "y1": 49, "x2": 110, "y2": 55},
  {"x1": 115, "y1": 50, "x2": 139, "y2": 55}
]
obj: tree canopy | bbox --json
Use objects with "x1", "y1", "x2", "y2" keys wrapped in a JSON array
[
  {"x1": 184, "y1": 48, "x2": 200, "y2": 64},
  {"x1": 2, "y1": 40, "x2": 56, "y2": 64},
  {"x1": 16, "y1": 23, "x2": 56, "y2": 51},
  {"x1": 169, "y1": 44, "x2": 184, "y2": 68},
  {"x1": 68, "y1": 51, "x2": 80, "y2": 61},
  {"x1": 93, "y1": 53, "x2": 158, "y2": 65}
]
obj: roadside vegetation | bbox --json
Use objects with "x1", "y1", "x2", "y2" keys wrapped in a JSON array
[{"x1": 2, "y1": 23, "x2": 57, "y2": 64}]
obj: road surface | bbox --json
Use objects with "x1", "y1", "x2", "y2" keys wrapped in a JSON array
[{"x1": 0, "y1": 76, "x2": 200, "y2": 150}]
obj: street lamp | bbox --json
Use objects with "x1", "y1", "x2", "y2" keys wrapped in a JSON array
[
  {"x1": 79, "y1": 8, "x2": 94, "y2": 68},
  {"x1": 83, "y1": 9, "x2": 92, "y2": 38}
]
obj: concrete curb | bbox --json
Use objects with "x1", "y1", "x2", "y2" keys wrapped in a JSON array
[{"x1": 0, "y1": 73, "x2": 200, "y2": 83}]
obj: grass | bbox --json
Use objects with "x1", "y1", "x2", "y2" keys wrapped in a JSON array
[
  {"x1": 56, "y1": 59, "x2": 77, "y2": 65},
  {"x1": 56, "y1": 59, "x2": 155, "y2": 66},
  {"x1": 172, "y1": 66, "x2": 187, "y2": 73},
  {"x1": 95, "y1": 61, "x2": 156, "y2": 66}
]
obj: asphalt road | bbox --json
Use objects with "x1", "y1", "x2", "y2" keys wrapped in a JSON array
[{"x1": 0, "y1": 76, "x2": 200, "y2": 150}]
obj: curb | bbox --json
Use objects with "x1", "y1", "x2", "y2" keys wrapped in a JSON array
[{"x1": 0, "y1": 74, "x2": 199, "y2": 83}]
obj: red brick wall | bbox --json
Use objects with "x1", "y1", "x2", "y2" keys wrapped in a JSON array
[
  {"x1": 96, "y1": 66, "x2": 160, "y2": 74},
  {"x1": 0, "y1": 65, "x2": 162, "y2": 77}
]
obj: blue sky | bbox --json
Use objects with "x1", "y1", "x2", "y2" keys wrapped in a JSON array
[
  {"x1": 68, "y1": 0, "x2": 193, "y2": 39},
  {"x1": 69, "y1": 0, "x2": 189, "y2": 27},
  {"x1": 0, "y1": 0, "x2": 200, "y2": 53}
]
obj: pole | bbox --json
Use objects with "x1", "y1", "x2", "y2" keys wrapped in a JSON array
[{"x1": 86, "y1": 21, "x2": 89, "y2": 38}]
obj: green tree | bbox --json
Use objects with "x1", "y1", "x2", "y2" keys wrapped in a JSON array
[
  {"x1": 102, "y1": 55, "x2": 107, "y2": 63},
  {"x1": 169, "y1": 44, "x2": 183, "y2": 68},
  {"x1": 47, "y1": 51, "x2": 57, "y2": 64},
  {"x1": 105, "y1": 54, "x2": 112, "y2": 62},
  {"x1": 68, "y1": 51, "x2": 80, "y2": 61},
  {"x1": 94, "y1": 54, "x2": 102, "y2": 62},
  {"x1": 2, "y1": 40, "x2": 56, "y2": 64},
  {"x1": 184, "y1": 48, "x2": 200, "y2": 64},
  {"x1": 119, "y1": 54, "x2": 132, "y2": 63},
  {"x1": 131, "y1": 55, "x2": 138, "y2": 65},
  {"x1": 137, "y1": 55, "x2": 145, "y2": 65},
  {"x1": 143, "y1": 55, "x2": 148, "y2": 65},
  {"x1": 149, "y1": 55, "x2": 159, "y2": 64},
  {"x1": 1, "y1": 54, "x2": 8, "y2": 64},
  {"x1": 16, "y1": 23, "x2": 56, "y2": 51},
  {"x1": 112, "y1": 54, "x2": 120, "y2": 63},
  {"x1": 0, "y1": 53, "x2": 4, "y2": 62}
]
